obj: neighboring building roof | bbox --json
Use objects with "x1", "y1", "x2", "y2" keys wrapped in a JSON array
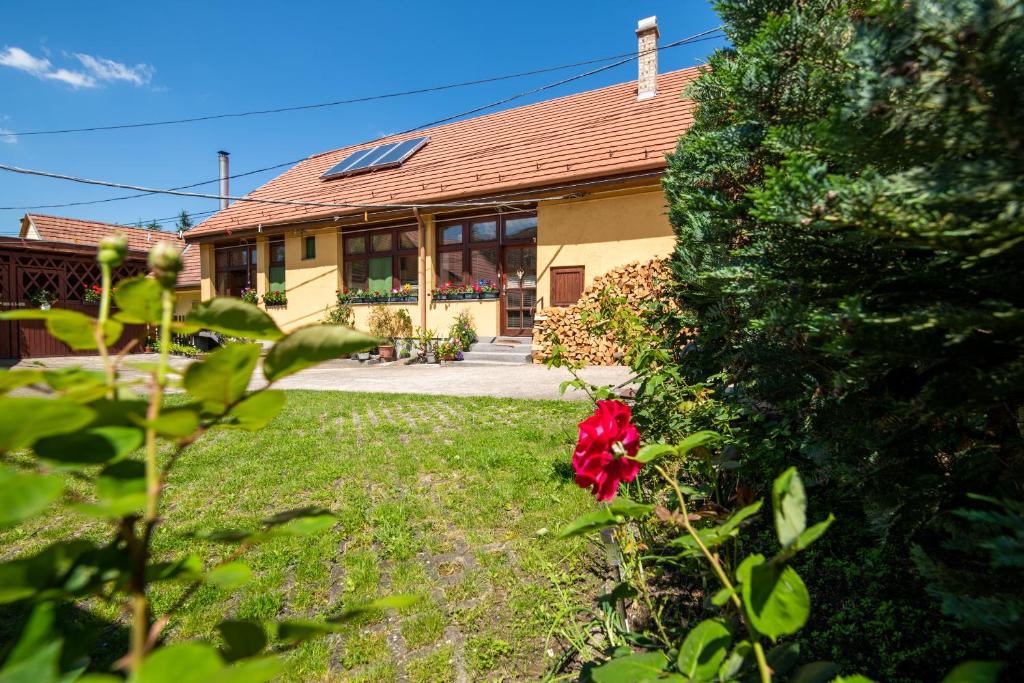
[
  {"x1": 18, "y1": 213, "x2": 199, "y2": 288},
  {"x1": 191, "y1": 67, "x2": 701, "y2": 238}
]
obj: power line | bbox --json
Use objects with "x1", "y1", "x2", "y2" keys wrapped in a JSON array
[
  {"x1": 4, "y1": 29, "x2": 723, "y2": 138},
  {"x1": 0, "y1": 26, "x2": 722, "y2": 227},
  {"x1": 1, "y1": 28, "x2": 721, "y2": 215}
]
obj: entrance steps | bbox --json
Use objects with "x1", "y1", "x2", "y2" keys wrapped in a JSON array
[{"x1": 460, "y1": 336, "x2": 532, "y2": 365}]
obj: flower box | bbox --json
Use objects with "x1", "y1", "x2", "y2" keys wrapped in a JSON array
[
  {"x1": 481, "y1": 291, "x2": 499, "y2": 299},
  {"x1": 389, "y1": 295, "x2": 417, "y2": 303}
]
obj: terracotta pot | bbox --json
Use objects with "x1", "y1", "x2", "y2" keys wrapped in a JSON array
[{"x1": 378, "y1": 344, "x2": 396, "y2": 361}]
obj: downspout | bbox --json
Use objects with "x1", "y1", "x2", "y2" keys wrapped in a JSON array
[{"x1": 414, "y1": 208, "x2": 427, "y2": 330}]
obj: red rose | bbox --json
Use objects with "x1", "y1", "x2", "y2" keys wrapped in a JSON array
[{"x1": 572, "y1": 400, "x2": 642, "y2": 501}]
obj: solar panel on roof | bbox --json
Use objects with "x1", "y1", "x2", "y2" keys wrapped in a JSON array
[{"x1": 320, "y1": 137, "x2": 429, "y2": 180}]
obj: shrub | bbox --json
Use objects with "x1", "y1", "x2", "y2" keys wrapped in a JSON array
[
  {"x1": 262, "y1": 289, "x2": 287, "y2": 307},
  {"x1": 448, "y1": 311, "x2": 476, "y2": 351},
  {"x1": 367, "y1": 306, "x2": 412, "y2": 343},
  {"x1": 240, "y1": 287, "x2": 258, "y2": 305},
  {"x1": 0, "y1": 235, "x2": 407, "y2": 680}
]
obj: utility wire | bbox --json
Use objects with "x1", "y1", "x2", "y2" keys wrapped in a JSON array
[
  {"x1": 2, "y1": 28, "x2": 720, "y2": 215},
  {"x1": 4, "y1": 29, "x2": 723, "y2": 137},
  {"x1": 0, "y1": 26, "x2": 722, "y2": 225}
]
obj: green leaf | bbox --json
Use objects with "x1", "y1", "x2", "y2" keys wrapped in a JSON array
[
  {"x1": 630, "y1": 443, "x2": 675, "y2": 464},
  {"x1": 676, "y1": 618, "x2": 731, "y2": 680},
  {"x1": 185, "y1": 298, "x2": 283, "y2": 341},
  {"x1": 217, "y1": 620, "x2": 267, "y2": 662},
  {"x1": 3, "y1": 602, "x2": 56, "y2": 670},
  {"x1": 0, "y1": 370, "x2": 44, "y2": 395},
  {"x1": 146, "y1": 555, "x2": 202, "y2": 583},
  {"x1": 717, "y1": 641, "x2": 752, "y2": 680},
  {"x1": 113, "y1": 276, "x2": 163, "y2": 324},
  {"x1": 226, "y1": 391, "x2": 286, "y2": 431},
  {"x1": 737, "y1": 554, "x2": 810, "y2": 640},
  {"x1": 184, "y1": 344, "x2": 261, "y2": 409},
  {"x1": 133, "y1": 642, "x2": 223, "y2": 683},
  {"x1": 276, "y1": 620, "x2": 339, "y2": 643},
  {"x1": 710, "y1": 586, "x2": 735, "y2": 607},
  {"x1": 794, "y1": 514, "x2": 834, "y2": 552},
  {"x1": 206, "y1": 562, "x2": 253, "y2": 589},
  {"x1": 0, "y1": 398, "x2": 94, "y2": 452},
  {"x1": 219, "y1": 656, "x2": 282, "y2": 683},
  {"x1": 75, "y1": 461, "x2": 145, "y2": 518},
  {"x1": 941, "y1": 661, "x2": 1005, "y2": 683},
  {"x1": 42, "y1": 368, "x2": 108, "y2": 403},
  {"x1": 0, "y1": 638, "x2": 61, "y2": 683},
  {"x1": 0, "y1": 540, "x2": 98, "y2": 603},
  {"x1": 0, "y1": 467, "x2": 63, "y2": 528},
  {"x1": 135, "y1": 409, "x2": 199, "y2": 439},
  {"x1": 0, "y1": 309, "x2": 122, "y2": 350},
  {"x1": 765, "y1": 642, "x2": 801, "y2": 675},
  {"x1": 327, "y1": 594, "x2": 422, "y2": 623},
  {"x1": 772, "y1": 467, "x2": 807, "y2": 548},
  {"x1": 591, "y1": 651, "x2": 668, "y2": 683},
  {"x1": 557, "y1": 497, "x2": 653, "y2": 538},
  {"x1": 676, "y1": 430, "x2": 720, "y2": 456},
  {"x1": 34, "y1": 426, "x2": 142, "y2": 466},
  {"x1": 263, "y1": 325, "x2": 378, "y2": 382},
  {"x1": 789, "y1": 662, "x2": 841, "y2": 683}
]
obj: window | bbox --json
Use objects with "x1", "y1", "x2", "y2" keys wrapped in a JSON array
[
  {"x1": 269, "y1": 239, "x2": 285, "y2": 293},
  {"x1": 550, "y1": 266, "x2": 585, "y2": 307},
  {"x1": 303, "y1": 235, "x2": 316, "y2": 260},
  {"x1": 214, "y1": 243, "x2": 256, "y2": 297},
  {"x1": 435, "y1": 212, "x2": 536, "y2": 286},
  {"x1": 343, "y1": 225, "x2": 419, "y2": 294}
]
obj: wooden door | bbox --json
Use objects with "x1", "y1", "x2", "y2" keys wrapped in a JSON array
[{"x1": 501, "y1": 246, "x2": 537, "y2": 336}]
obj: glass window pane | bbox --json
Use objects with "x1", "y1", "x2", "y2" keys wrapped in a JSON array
[
  {"x1": 507, "y1": 311, "x2": 521, "y2": 328},
  {"x1": 399, "y1": 229, "x2": 419, "y2": 250},
  {"x1": 504, "y1": 216, "x2": 537, "y2": 241},
  {"x1": 438, "y1": 251, "x2": 463, "y2": 285},
  {"x1": 368, "y1": 256, "x2": 392, "y2": 293},
  {"x1": 270, "y1": 242, "x2": 285, "y2": 266},
  {"x1": 371, "y1": 232, "x2": 392, "y2": 252},
  {"x1": 440, "y1": 225, "x2": 463, "y2": 245},
  {"x1": 345, "y1": 259, "x2": 368, "y2": 291},
  {"x1": 469, "y1": 247, "x2": 498, "y2": 285},
  {"x1": 470, "y1": 220, "x2": 497, "y2": 242},
  {"x1": 229, "y1": 248, "x2": 246, "y2": 267},
  {"x1": 345, "y1": 235, "x2": 366, "y2": 255},
  {"x1": 216, "y1": 251, "x2": 227, "y2": 269},
  {"x1": 304, "y1": 236, "x2": 316, "y2": 259},
  {"x1": 399, "y1": 255, "x2": 418, "y2": 289}
]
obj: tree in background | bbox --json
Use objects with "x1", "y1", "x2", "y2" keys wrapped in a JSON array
[
  {"x1": 145, "y1": 220, "x2": 162, "y2": 231},
  {"x1": 651, "y1": 0, "x2": 1023, "y2": 677},
  {"x1": 174, "y1": 209, "x2": 193, "y2": 233}
]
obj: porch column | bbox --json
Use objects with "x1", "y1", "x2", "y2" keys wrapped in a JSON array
[
  {"x1": 255, "y1": 237, "x2": 269, "y2": 297},
  {"x1": 199, "y1": 243, "x2": 215, "y2": 300}
]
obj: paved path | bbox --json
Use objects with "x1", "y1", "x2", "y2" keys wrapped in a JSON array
[{"x1": 6, "y1": 354, "x2": 634, "y2": 400}]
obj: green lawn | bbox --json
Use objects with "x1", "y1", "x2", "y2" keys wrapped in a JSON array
[{"x1": 0, "y1": 391, "x2": 601, "y2": 681}]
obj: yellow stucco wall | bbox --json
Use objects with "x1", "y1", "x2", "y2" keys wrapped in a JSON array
[
  {"x1": 535, "y1": 188, "x2": 674, "y2": 312},
  {"x1": 196, "y1": 186, "x2": 673, "y2": 336},
  {"x1": 174, "y1": 288, "x2": 200, "y2": 317}
]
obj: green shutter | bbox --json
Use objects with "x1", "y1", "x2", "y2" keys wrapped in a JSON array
[
  {"x1": 368, "y1": 256, "x2": 392, "y2": 294},
  {"x1": 269, "y1": 266, "x2": 286, "y2": 293}
]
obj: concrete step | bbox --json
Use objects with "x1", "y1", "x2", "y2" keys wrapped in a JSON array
[
  {"x1": 460, "y1": 350, "x2": 532, "y2": 364},
  {"x1": 476, "y1": 336, "x2": 532, "y2": 346},
  {"x1": 468, "y1": 342, "x2": 531, "y2": 354},
  {"x1": 457, "y1": 359, "x2": 534, "y2": 367}
]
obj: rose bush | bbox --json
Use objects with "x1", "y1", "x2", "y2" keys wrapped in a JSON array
[{"x1": 572, "y1": 400, "x2": 641, "y2": 501}]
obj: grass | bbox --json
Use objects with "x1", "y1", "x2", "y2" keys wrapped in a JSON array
[{"x1": 0, "y1": 390, "x2": 601, "y2": 681}]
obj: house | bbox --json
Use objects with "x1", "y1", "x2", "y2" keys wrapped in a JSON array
[
  {"x1": 0, "y1": 214, "x2": 200, "y2": 357},
  {"x1": 186, "y1": 17, "x2": 698, "y2": 338}
]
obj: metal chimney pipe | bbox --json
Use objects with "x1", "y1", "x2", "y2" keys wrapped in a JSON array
[{"x1": 218, "y1": 151, "x2": 230, "y2": 210}]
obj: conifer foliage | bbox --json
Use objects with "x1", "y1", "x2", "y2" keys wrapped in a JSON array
[{"x1": 655, "y1": 0, "x2": 1024, "y2": 673}]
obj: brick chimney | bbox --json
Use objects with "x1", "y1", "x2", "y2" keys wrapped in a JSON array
[{"x1": 636, "y1": 16, "x2": 659, "y2": 101}]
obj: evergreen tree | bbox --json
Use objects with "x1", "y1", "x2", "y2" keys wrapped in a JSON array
[
  {"x1": 174, "y1": 209, "x2": 193, "y2": 233},
  {"x1": 655, "y1": 0, "x2": 1023, "y2": 675},
  {"x1": 144, "y1": 220, "x2": 162, "y2": 231}
]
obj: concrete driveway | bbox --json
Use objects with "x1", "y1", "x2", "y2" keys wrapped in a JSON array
[{"x1": 6, "y1": 354, "x2": 634, "y2": 401}]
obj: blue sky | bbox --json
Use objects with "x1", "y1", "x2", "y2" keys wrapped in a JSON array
[{"x1": 0, "y1": 1, "x2": 726, "y2": 235}]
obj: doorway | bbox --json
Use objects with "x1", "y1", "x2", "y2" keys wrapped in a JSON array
[{"x1": 501, "y1": 245, "x2": 536, "y2": 336}]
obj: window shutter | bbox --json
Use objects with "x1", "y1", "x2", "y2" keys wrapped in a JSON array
[{"x1": 550, "y1": 266, "x2": 584, "y2": 307}]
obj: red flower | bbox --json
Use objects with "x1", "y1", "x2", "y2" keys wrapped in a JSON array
[{"x1": 572, "y1": 400, "x2": 642, "y2": 501}]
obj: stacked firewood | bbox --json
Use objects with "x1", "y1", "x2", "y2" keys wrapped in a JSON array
[{"x1": 532, "y1": 258, "x2": 671, "y2": 365}]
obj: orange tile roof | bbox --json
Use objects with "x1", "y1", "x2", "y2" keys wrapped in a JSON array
[
  {"x1": 191, "y1": 67, "x2": 702, "y2": 237},
  {"x1": 21, "y1": 214, "x2": 199, "y2": 287}
]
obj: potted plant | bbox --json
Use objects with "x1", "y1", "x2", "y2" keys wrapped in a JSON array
[
  {"x1": 436, "y1": 338, "x2": 462, "y2": 362},
  {"x1": 262, "y1": 289, "x2": 287, "y2": 307},
  {"x1": 449, "y1": 311, "x2": 477, "y2": 351},
  {"x1": 431, "y1": 281, "x2": 457, "y2": 301},
  {"x1": 414, "y1": 326, "x2": 437, "y2": 363},
  {"x1": 478, "y1": 280, "x2": 499, "y2": 299},
  {"x1": 240, "y1": 287, "x2": 258, "y2": 305},
  {"x1": 83, "y1": 284, "x2": 102, "y2": 304},
  {"x1": 28, "y1": 288, "x2": 57, "y2": 310},
  {"x1": 397, "y1": 283, "x2": 417, "y2": 302}
]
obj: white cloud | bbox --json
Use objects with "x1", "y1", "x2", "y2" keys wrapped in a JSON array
[
  {"x1": 74, "y1": 53, "x2": 153, "y2": 85},
  {"x1": 0, "y1": 128, "x2": 16, "y2": 144},
  {"x1": 0, "y1": 45, "x2": 154, "y2": 90},
  {"x1": 0, "y1": 46, "x2": 52, "y2": 75},
  {"x1": 44, "y1": 68, "x2": 96, "y2": 89}
]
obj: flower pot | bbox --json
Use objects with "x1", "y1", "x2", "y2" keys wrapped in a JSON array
[
  {"x1": 426, "y1": 353, "x2": 436, "y2": 364},
  {"x1": 379, "y1": 344, "x2": 395, "y2": 361},
  {"x1": 357, "y1": 352, "x2": 371, "y2": 361},
  {"x1": 39, "y1": 302, "x2": 51, "y2": 310},
  {"x1": 483, "y1": 292, "x2": 499, "y2": 299}
]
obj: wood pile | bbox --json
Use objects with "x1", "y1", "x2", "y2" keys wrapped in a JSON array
[{"x1": 532, "y1": 258, "x2": 671, "y2": 365}]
